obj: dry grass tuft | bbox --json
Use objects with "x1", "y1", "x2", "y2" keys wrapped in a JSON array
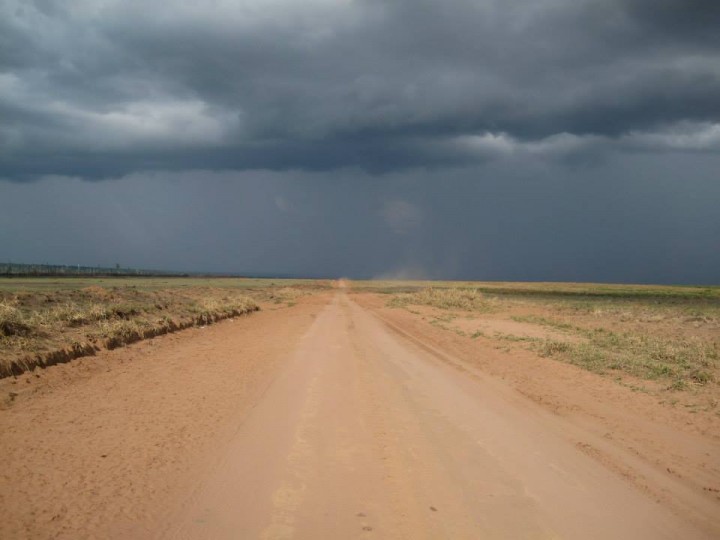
[
  {"x1": 389, "y1": 288, "x2": 497, "y2": 312},
  {"x1": 274, "y1": 287, "x2": 303, "y2": 300},
  {"x1": 0, "y1": 302, "x2": 30, "y2": 337},
  {"x1": 256, "y1": 286, "x2": 308, "y2": 305},
  {"x1": 97, "y1": 319, "x2": 146, "y2": 349},
  {"x1": 194, "y1": 297, "x2": 258, "y2": 325}
]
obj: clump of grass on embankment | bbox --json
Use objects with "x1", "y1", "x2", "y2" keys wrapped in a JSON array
[
  {"x1": 388, "y1": 287, "x2": 497, "y2": 312},
  {"x1": 0, "y1": 302, "x2": 30, "y2": 337},
  {"x1": 189, "y1": 297, "x2": 259, "y2": 325},
  {"x1": 0, "y1": 287, "x2": 259, "y2": 378},
  {"x1": 537, "y1": 328, "x2": 718, "y2": 389},
  {"x1": 253, "y1": 286, "x2": 307, "y2": 305}
]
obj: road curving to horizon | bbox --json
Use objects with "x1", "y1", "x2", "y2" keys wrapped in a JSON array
[{"x1": 1, "y1": 290, "x2": 718, "y2": 539}]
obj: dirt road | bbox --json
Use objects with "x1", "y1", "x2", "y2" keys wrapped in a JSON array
[
  {"x1": 2, "y1": 291, "x2": 718, "y2": 538},
  {"x1": 168, "y1": 293, "x2": 715, "y2": 539}
]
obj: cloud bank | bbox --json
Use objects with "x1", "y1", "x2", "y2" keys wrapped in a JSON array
[
  {"x1": 2, "y1": 1, "x2": 718, "y2": 284},
  {"x1": 2, "y1": 0, "x2": 719, "y2": 180}
]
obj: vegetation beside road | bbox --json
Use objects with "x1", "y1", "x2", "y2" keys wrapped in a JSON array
[
  {"x1": 388, "y1": 287, "x2": 497, "y2": 312},
  {"x1": 377, "y1": 281, "x2": 719, "y2": 394},
  {"x1": 0, "y1": 277, "x2": 328, "y2": 377},
  {"x1": 537, "y1": 328, "x2": 717, "y2": 389}
]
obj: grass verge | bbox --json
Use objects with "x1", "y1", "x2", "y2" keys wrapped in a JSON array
[
  {"x1": 537, "y1": 329, "x2": 718, "y2": 389},
  {"x1": 388, "y1": 287, "x2": 497, "y2": 312},
  {"x1": 0, "y1": 287, "x2": 260, "y2": 377}
]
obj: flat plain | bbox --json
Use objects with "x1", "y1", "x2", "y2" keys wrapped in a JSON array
[{"x1": 1, "y1": 278, "x2": 718, "y2": 538}]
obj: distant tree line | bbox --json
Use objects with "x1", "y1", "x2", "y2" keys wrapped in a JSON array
[{"x1": 0, "y1": 262, "x2": 188, "y2": 277}]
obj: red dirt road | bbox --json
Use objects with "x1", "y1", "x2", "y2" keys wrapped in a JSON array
[{"x1": 1, "y1": 292, "x2": 719, "y2": 538}]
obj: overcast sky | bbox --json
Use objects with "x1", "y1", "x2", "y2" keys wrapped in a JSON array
[{"x1": 1, "y1": 0, "x2": 719, "y2": 283}]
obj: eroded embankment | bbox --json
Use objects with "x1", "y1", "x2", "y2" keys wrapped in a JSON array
[
  {"x1": 2, "y1": 304, "x2": 259, "y2": 378},
  {"x1": 0, "y1": 294, "x2": 327, "y2": 539},
  {"x1": 0, "y1": 286, "x2": 259, "y2": 377}
]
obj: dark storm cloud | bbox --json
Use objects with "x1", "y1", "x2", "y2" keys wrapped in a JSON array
[
  {"x1": 2, "y1": 0, "x2": 719, "y2": 284},
  {"x1": 622, "y1": 0, "x2": 720, "y2": 47},
  {"x1": 2, "y1": 0, "x2": 719, "y2": 180},
  {"x1": 2, "y1": 155, "x2": 719, "y2": 284}
]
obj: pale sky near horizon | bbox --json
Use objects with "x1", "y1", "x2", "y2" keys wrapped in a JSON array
[{"x1": 1, "y1": 0, "x2": 719, "y2": 283}]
